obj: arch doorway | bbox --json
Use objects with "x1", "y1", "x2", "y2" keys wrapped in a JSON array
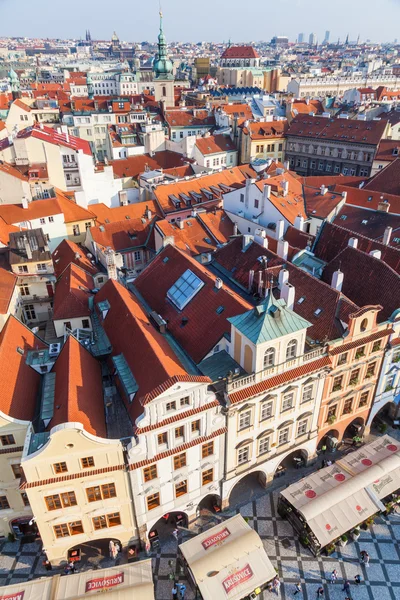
[
  {"x1": 228, "y1": 471, "x2": 267, "y2": 509},
  {"x1": 318, "y1": 429, "x2": 340, "y2": 451},
  {"x1": 273, "y1": 448, "x2": 309, "y2": 479},
  {"x1": 148, "y1": 511, "x2": 188, "y2": 547},
  {"x1": 371, "y1": 403, "x2": 396, "y2": 432},
  {"x1": 343, "y1": 417, "x2": 365, "y2": 442},
  {"x1": 67, "y1": 537, "x2": 122, "y2": 568},
  {"x1": 197, "y1": 494, "x2": 222, "y2": 517}
]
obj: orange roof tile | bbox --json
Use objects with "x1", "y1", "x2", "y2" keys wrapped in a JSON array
[
  {"x1": 0, "y1": 268, "x2": 17, "y2": 314},
  {"x1": 0, "y1": 316, "x2": 46, "y2": 421},
  {"x1": 197, "y1": 209, "x2": 235, "y2": 244},
  {"x1": 254, "y1": 172, "x2": 306, "y2": 225},
  {"x1": 242, "y1": 120, "x2": 288, "y2": 140},
  {"x1": 195, "y1": 134, "x2": 236, "y2": 156},
  {"x1": 89, "y1": 200, "x2": 162, "y2": 225},
  {"x1": 48, "y1": 336, "x2": 106, "y2": 437},
  {"x1": 52, "y1": 239, "x2": 99, "y2": 279},
  {"x1": 0, "y1": 217, "x2": 20, "y2": 246},
  {"x1": 52, "y1": 264, "x2": 94, "y2": 321}
]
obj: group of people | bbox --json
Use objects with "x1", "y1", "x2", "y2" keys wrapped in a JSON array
[
  {"x1": 282, "y1": 561, "x2": 366, "y2": 597},
  {"x1": 266, "y1": 575, "x2": 281, "y2": 593},
  {"x1": 171, "y1": 582, "x2": 186, "y2": 599}
]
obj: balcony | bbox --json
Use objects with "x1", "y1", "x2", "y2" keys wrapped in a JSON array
[
  {"x1": 20, "y1": 294, "x2": 51, "y2": 305},
  {"x1": 227, "y1": 347, "x2": 327, "y2": 392}
]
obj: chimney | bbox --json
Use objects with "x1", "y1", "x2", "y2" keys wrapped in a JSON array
[
  {"x1": 191, "y1": 209, "x2": 197, "y2": 218},
  {"x1": 263, "y1": 184, "x2": 271, "y2": 201},
  {"x1": 277, "y1": 239, "x2": 289, "y2": 260},
  {"x1": 383, "y1": 226, "x2": 392, "y2": 246},
  {"x1": 248, "y1": 269, "x2": 255, "y2": 291},
  {"x1": 233, "y1": 222, "x2": 238, "y2": 236},
  {"x1": 242, "y1": 235, "x2": 252, "y2": 250},
  {"x1": 65, "y1": 131, "x2": 70, "y2": 143},
  {"x1": 105, "y1": 247, "x2": 118, "y2": 280},
  {"x1": 147, "y1": 207, "x2": 152, "y2": 220},
  {"x1": 215, "y1": 277, "x2": 223, "y2": 290},
  {"x1": 257, "y1": 270, "x2": 263, "y2": 296},
  {"x1": 281, "y1": 281, "x2": 295, "y2": 310},
  {"x1": 369, "y1": 249, "x2": 382, "y2": 259},
  {"x1": 282, "y1": 180, "x2": 289, "y2": 197},
  {"x1": 378, "y1": 200, "x2": 390, "y2": 213},
  {"x1": 284, "y1": 160, "x2": 290, "y2": 171},
  {"x1": 275, "y1": 219, "x2": 285, "y2": 240},
  {"x1": 348, "y1": 237, "x2": 358, "y2": 249},
  {"x1": 39, "y1": 122, "x2": 44, "y2": 130},
  {"x1": 278, "y1": 268, "x2": 289, "y2": 288},
  {"x1": 320, "y1": 184, "x2": 327, "y2": 196},
  {"x1": 21, "y1": 197, "x2": 29, "y2": 209},
  {"x1": 254, "y1": 229, "x2": 268, "y2": 249},
  {"x1": 23, "y1": 236, "x2": 32, "y2": 260},
  {"x1": 341, "y1": 191, "x2": 347, "y2": 201},
  {"x1": 294, "y1": 214, "x2": 304, "y2": 231},
  {"x1": 331, "y1": 269, "x2": 344, "y2": 292},
  {"x1": 178, "y1": 220, "x2": 184, "y2": 229}
]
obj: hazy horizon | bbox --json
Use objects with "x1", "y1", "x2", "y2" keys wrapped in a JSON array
[{"x1": 0, "y1": 0, "x2": 400, "y2": 44}]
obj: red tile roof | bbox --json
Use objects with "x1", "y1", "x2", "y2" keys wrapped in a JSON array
[
  {"x1": 0, "y1": 316, "x2": 46, "y2": 421},
  {"x1": 322, "y1": 246, "x2": 400, "y2": 320},
  {"x1": 291, "y1": 99, "x2": 324, "y2": 116},
  {"x1": 219, "y1": 104, "x2": 253, "y2": 120},
  {"x1": 134, "y1": 244, "x2": 252, "y2": 363},
  {"x1": 335, "y1": 184, "x2": 400, "y2": 214},
  {"x1": 221, "y1": 46, "x2": 259, "y2": 59},
  {"x1": 315, "y1": 222, "x2": 400, "y2": 274},
  {"x1": 242, "y1": 120, "x2": 288, "y2": 140},
  {"x1": 0, "y1": 268, "x2": 17, "y2": 314},
  {"x1": 52, "y1": 264, "x2": 94, "y2": 321},
  {"x1": 90, "y1": 214, "x2": 157, "y2": 252},
  {"x1": 165, "y1": 110, "x2": 215, "y2": 129},
  {"x1": 302, "y1": 175, "x2": 365, "y2": 188},
  {"x1": 110, "y1": 152, "x2": 191, "y2": 180},
  {"x1": 52, "y1": 239, "x2": 99, "y2": 279},
  {"x1": 17, "y1": 124, "x2": 92, "y2": 156},
  {"x1": 287, "y1": 117, "x2": 387, "y2": 146},
  {"x1": 375, "y1": 139, "x2": 400, "y2": 162},
  {"x1": 303, "y1": 185, "x2": 345, "y2": 219},
  {"x1": 284, "y1": 225, "x2": 315, "y2": 250},
  {"x1": 197, "y1": 209, "x2": 235, "y2": 245},
  {"x1": 333, "y1": 205, "x2": 400, "y2": 242},
  {"x1": 88, "y1": 200, "x2": 162, "y2": 225},
  {"x1": 0, "y1": 218, "x2": 20, "y2": 246},
  {"x1": 363, "y1": 158, "x2": 400, "y2": 196},
  {"x1": 0, "y1": 162, "x2": 29, "y2": 182},
  {"x1": 229, "y1": 355, "x2": 331, "y2": 404},
  {"x1": 94, "y1": 279, "x2": 204, "y2": 415},
  {"x1": 254, "y1": 172, "x2": 307, "y2": 225},
  {"x1": 48, "y1": 336, "x2": 106, "y2": 437},
  {"x1": 195, "y1": 134, "x2": 236, "y2": 155},
  {"x1": 0, "y1": 193, "x2": 92, "y2": 225}
]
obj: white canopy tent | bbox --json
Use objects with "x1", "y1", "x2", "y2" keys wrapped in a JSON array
[
  {"x1": 0, "y1": 576, "x2": 54, "y2": 600},
  {"x1": 281, "y1": 435, "x2": 400, "y2": 548},
  {"x1": 179, "y1": 514, "x2": 276, "y2": 600}
]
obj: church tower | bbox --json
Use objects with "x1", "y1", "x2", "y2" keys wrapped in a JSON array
[{"x1": 152, "y1": 10, "x2": 175, "y2": 108}]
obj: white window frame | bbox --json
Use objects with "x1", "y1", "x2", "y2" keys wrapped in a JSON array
[
  {"x1": 238, "y1": 410, "x2": 251, "y2": 431},
  {"x1": 237, "y1": 446, "x2": 249, "y2": 465}
]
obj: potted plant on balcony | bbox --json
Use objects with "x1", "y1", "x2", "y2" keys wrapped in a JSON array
[
  {"x1": 351, "y1": 528, "x2": 360, "y2": 541},
  {"x1": 338, "y1": 534, "x2": 348, "y2": 547},
  {"x1": 327, "y1": 414, "x2": 336, "y2": 425},
  {"x1": 355, "y1": 350, "x2": 364, "y2": 359},
  {"x1": 300, "y1": 533, "x2": 310, "y2": 548},
  {"x1": 325, "y1": 542, "x2": 336, "y2": 556}
]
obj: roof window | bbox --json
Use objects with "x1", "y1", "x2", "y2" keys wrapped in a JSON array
[
  {"x1": 216, "y1": 305, "x2": 225, "y2": 314},
  {"x1": 297, "y1": 297, "x2": 305, "y2": 304},
  {"x1": 167, "y1": 269, "x2": 204, "y2": 310},
  {"x1": 314, "y1": 308, "x2": 322, "y2": 316}
]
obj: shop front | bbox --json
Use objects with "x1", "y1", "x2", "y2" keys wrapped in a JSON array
[
  {"x1": 278, "y1": 435, "x2": 400, "y2": 555},
  {"x1": 178, "y1": 514, "x2": 276, "y2": 600}
]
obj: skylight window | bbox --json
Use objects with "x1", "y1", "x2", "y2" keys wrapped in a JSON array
[
  {"x1": 216, "y1": 305, "x2": 225, "y2": 314},
  {"x1": 314, "y1": 308, "x2": 322, "y2": 316},
  {"x1": 340, "y1": 215, "x2": 347, "y2": 220},
  {"x1": 297, "y1": 297, "x2": 305, "y2": 304},
  {"x1": 361, "y1": 220, "x2": 368, "y2": 224},
  {"x1": 167, "y1": 269, "x2": 204, "y2": 310}
]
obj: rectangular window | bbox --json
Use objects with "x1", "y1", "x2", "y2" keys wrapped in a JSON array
[
  {"x1": 21, "y1": 492, "x2": 30, "y2": 507},
  {"x1": 332, "y1": 375, "x2": 343, "y2": 392},
  {"x1": 327, "y1": 405, "x2": 337, "y2": 421},
  {"x1": 372, "y1": 341, "x2": 381, "y2": 353},
  {"x1": 0, "y1": 496, "x2": 9, "y2": 510},
  {"x1": 282, "y1": 393, "x2": 294, "y2": 412},
  {"x1": 158, "y1": 432, "x2": 167, "y2": 445},
  {"x1": 278, "y1": 427, "x2": 290, "y2": 445},
  {"x1": 175, "y1": 480, "x2": 188, "y2": 497},
  {"x1": 0, "y1": 435, "x2": 15, "y2": 446},
  {"x1": 238, "y1": 410, "x2": 251, "y2": 430},
  {"x1": 191, "y1": 420, "x2": 200, "y2": 434},
  {"x1": 82, "y1": 319, "x2": 90, "y2": 329},
  {"x1": 146, "y1": 492, "x2": 160, "y2": 511},
  {"x1": 20, "y1": 285, "x2": 30, "y2": 297},
  {"x1": 18, "y1": 266, "x2": 28, "y2": 273},
  {"x1": 258, "y1": 436, "x2": 270, "y2": 455},
  {"x1": 180, "y1": 397, "x2": 190, "y2": 407},
  {"x1": 366, "y1": 363, "x2": 376, "y2": 378},
  {"x1": 261, "y1": 401, "x2": 273, "y2": 421},
  {"x1": 302, "y1": 385, "x2": 313, "y2": 404},
  {"x1": 54, "y1": 521, "x2": 83, "y2": 538},
  {"x1": 202, "y1": 468, "x2": 213, "y2": 485},
  {"x1": 349, "y1": 369, "x2": 360, "y2": 385},
  {"x1": 60, "y1": 491, "x2": 77, "y2": 507},
  {"x1": 359, "y1": 392, "x2": 369, "y2": 407},
  {"x1": 166, "y1": 401, "x2": 176, "y2": 411},
  {"x1": 53, "y1": 462, "x2": 68, "y2": 474},
  {"x1": 237, "y1": 446, "x2": 249, "y2": 465},
  {"x1": 240, "y1": 193, "x2": 244, "y2": 203},
  {"x1": 101, "y1": 483, "x2": 116, "y2": 499},
  {"x1": 11, "y1": 464, "x2": 22, "y2": 479},
  {"x1": 254, "y1": 199, "x2": 259, "y2": 209},
  {"x1": 355, "y1": 346, "x2": 366, "y2": 359},
  {"x1": 49, "y1": 216, "x2": 54, "y2": 223},
  {"x1": 134, "y1": 251, "x2": 141, "y2": 261},
  {"x1": 81, "y1": 456, "x2": 95, "y2": 469},
  {"x1": 297, "y1": 419, "x2": 308, "y2": 436},
  {"x1": 143, "y1": 464, "x2": 157, "y2": 482},
  {"x1": 45, "y1": 495, "x2": 62, "y2": 510},
  {"x1": 173, "y1": 452, "x2": 186, "y2": 470},
  {"x1": 53, "y1": 524, "x2": 69, "y2": 538},
  {"x1": 202, "y1": 441, "x2": 214, "y2": 458},
  {"x1": 40, "y1": 218, "x2": 46, "y2": 225},
  {"x1": 73, "y1": 225, "x2": 80, "y2": 236},
  {"x1": 338, "y1": 353, "x2": 347, "y2": 365},
  {"x1": 93, "y1": 512, "x2": 121, "y2": 530},
  {"x1": 175, "y1": 426, "x2": 184, "y2": 439},
  {"x1": 343, "y1": 398, "x2": 353, "y2": 415}
]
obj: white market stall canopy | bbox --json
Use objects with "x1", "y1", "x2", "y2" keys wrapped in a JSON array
[
  {"x1": 54, "y1": 561, "x2": 154, "y2": 600},
  {"x1": 0, "y1": 576, "x2": 54, "y2": 600},
  {"x1": 179, "y1": 514, "x2": 276, "y2": 600},
  {"x1": 281, "y1": 435, "x2": 400, "y2": 548}
]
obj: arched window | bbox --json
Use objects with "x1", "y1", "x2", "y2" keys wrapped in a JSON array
[
  {"x1": 263, "y1": 347, "x2": 275, "y2": 368},
  {"x1": 360, "y1": 318, "x2": 368, "y2": 332},
  {"x1": 286, "y1": 339, "x2": 297, "y2": 361}
]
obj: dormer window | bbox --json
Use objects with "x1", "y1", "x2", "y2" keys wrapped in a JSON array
[
  {"x1": 286, "y1": 339, "x2": 297, "y2": 361},
  {"x1": 263, "y1": 347, "x2": 275, "y2": 369}
]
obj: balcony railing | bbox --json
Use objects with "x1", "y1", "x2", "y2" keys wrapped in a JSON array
[
  {"x1": 20, "y1": 294, "x2": 51, "y2": 305},
  {"x1": 227, "y1": 346, "x2": 327, "y2": 392}
]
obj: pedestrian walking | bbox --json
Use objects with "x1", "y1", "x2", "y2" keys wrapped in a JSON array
[
  {"x1": 172, "y1": 583, "x2": 178, "y2": 599},
  {"x1": 172, "y1": 528, "x2": 179, "y2": 541},
  {"x1": 273, "y1": 575, "x2": 281, "y2": 594},
  {"x1": 178, "y1": 583, "x2": 186, "y2": 599},
  {"x1": 354, "y1": 574, "x2": 361, "y2": 585},
  {"x1": 294, "y1": 582, "x2": 302, "y2": 595},
  {"x1": 316, "y1": 586, "x2": 324, "y2": 597},
  {"x1": 363, "y1": 552, "x2": 370, "y2": 567},
  {"x1": 321, "y1": 444, "x2": 327, "y2": 454},
  {"x1": 330, "y1": 569, "x2": 338, "y2": 584},
  {"x1": 68, "y1": 561, "x2": 75, "y2": 574},
  {"x1": 342, "y1": 580, "x2": 351, "y2": 594},
  {"x1": 109, "y1": 540, "x2": 115, "y2": 559}
]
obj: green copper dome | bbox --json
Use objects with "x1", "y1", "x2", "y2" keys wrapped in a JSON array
[{"x1": 153, "y1": 11, "x2": 173, "y2": 80}]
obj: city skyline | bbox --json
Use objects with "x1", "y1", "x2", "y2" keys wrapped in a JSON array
[{"x1": 0, "y1": 0, "x2": 400, "y2": 43}]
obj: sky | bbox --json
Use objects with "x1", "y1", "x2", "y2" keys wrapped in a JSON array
[{"x1": 1, "y1": 0, "x2": 400, "y2": 43}]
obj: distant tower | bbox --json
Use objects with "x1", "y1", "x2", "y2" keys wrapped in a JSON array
[
  {"x1": 309, "y1": 32, "x2": 317, "y2": 46},
  {"x1": 86, "y1": 29, "x2": 92, "y2": 42},
  {"x1": 357, "y1": 34, "x2": 360, "y2": 45},
  {"x1": 323, "y1": 30, "x2": 330, "y2": 44},
  {"x1": 298, "y1": 33, "x2": 304, "y2": 43},
  {"x1": 152, "y1": 8, "x2": 174, "y2": 106},
  {"x1": 8, "y1": 67, "x2": 20, "y2": 100},
  {"x1": 345, "y1": 33, "x2": 349, "y2": 45}
]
